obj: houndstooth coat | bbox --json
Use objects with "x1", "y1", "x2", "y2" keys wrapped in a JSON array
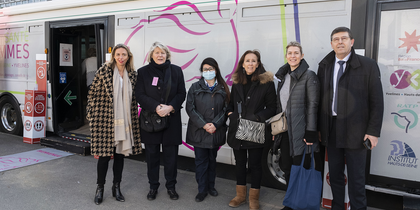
[{"x1": 87, "y1": 63, "x2": 142, "y2": 157}]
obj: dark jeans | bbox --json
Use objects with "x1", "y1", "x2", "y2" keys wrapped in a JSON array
[
  {"x1": 97, "y1": 148, "x2": 125, "y2": 185},
  {"x1": 233, "y1": 147, "x2": 264, "y2": 189},
  {"x1": 194, "y1": 147, "x2": 218, "y2": 193},
  {"x1": 280, "y1": 132, "x2": 322, "y2": 188},
  {"x1": 145, "y1": 144, "x2": 179, "y2": 190},
  {"x1": 328, "y1": 117, "x2": 367, "y2": 210}
]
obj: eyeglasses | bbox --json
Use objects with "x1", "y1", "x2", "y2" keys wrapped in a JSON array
[
  {"x1": 332, "y1": 36, "x2": 350, "y2": 43},
  {"x1": 203, "y1": 67, "x2": 215, "y2": 72}
]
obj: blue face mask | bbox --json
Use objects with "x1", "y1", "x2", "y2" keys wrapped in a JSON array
[{"x1": 202, "y1": 71, "x2": 216, "y2": 80}]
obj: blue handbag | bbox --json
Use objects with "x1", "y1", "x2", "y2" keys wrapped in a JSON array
[{"x1": 282, "y1": 145, "x2": 322, "y2": 210}]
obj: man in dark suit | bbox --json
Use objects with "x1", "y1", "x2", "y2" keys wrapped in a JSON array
[{"x1": 317, "y1": 27, "x2": 384, "y2": 210}]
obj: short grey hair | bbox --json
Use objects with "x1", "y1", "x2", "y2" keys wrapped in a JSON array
[
  {"x1": 147, "y1": 41, "x2": 171, "y2": 63},
  {"x1": 286, "y1": 41, "x2": 303, "y2": 54}
]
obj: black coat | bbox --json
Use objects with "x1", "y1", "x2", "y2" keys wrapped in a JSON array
[
  {"x1": 317, "y1": 48, "x2": 384, "y2": 149},
  {"x1": 135, "y1": 61, "x2": 186, "y2": 145},
  {"x1": 186, "y1": 78, "x2": 228, "y2": 148},
  {"x1": 227, "y1": 71, "x2": 277, "y2": 150},
  {"x1": 275, "y1": 59, "x2": 320, "y2": 156}
]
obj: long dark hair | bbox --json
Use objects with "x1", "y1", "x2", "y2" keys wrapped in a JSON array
[
  {"x1": 234, "y1": 50, "x2": 266, "y2": 85},
  {"x1": 200, "y1": 57, "x2": 230, "y2": 103}
]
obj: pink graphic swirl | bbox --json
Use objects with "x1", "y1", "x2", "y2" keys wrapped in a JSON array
[
  {"x1": 154, "y1": 1, "x2": 214, "y2": 25},
  {"x1": 224, "y1": 19, "x2": 239, "y2": 86}
]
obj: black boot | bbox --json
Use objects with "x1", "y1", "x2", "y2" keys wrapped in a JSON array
[
  {"x1": 112, "y1": 182, "x2": 125, "y2": 202},
  {"x1": 94, "y1": 185, "x2": 104, "y2": 205}
]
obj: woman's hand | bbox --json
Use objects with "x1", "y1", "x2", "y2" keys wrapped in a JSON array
[
  {"x1": 203, "y1": 123, "x2": 216, "y2": 134},
  {"x1": 303, "y1": 139, "x2": 313, "y2": 145},
  {"x1": 228, "y1": 112, "x2": 233, "y2": 116},
  {"x1": 156, "y1": 104, "x2": 173, "y2": 117}
]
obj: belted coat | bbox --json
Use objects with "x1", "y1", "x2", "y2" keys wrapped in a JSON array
[{"x1": 87, "y1": 63, "x2": 142, "y2": 157}]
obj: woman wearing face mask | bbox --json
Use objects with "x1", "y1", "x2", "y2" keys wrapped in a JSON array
[
  {"x1": 135, "y1": 41, "x2": 186, "y2": 201},
  {"x1": 186, "y1": 57, "x2": 230, "y2": 202},
  {"x1": 272, "y1": 41, "x2": 321, "y2": 210},
  {"x1": 226, "y1": 50, "x2": 277, "y2": 210}
]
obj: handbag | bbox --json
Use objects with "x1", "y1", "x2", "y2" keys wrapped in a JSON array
[
  {"x1": 283, "y1": 145, "x2": 322, "y2": 210},
  {"x1": 140, "y1": 66, "x2": 171, "y2": 132},
  {"x1": 235, "y1": 101, "x2": 266, "y2": 144},
  {"x1": 269, "y1": 112, "x2": 287, "y2": 135}
]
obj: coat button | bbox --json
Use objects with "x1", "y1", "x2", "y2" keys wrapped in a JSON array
[
  {"x1": 158, "y1": 87, "x2": 161, "y2": 90},
  {"x1": 212, "y1": 108, "x2": 214, "y2": 110},
  {"x1": 247, "y1": 96, "x2": 250, "y2": 99}
]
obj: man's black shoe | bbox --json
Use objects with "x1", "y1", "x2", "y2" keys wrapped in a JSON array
[
  {"x1": 147, "y1": 189, "x2": 158, "y2": 200},
  {"x1": 195, "y1": 192, "x2": 207, "y2": 202},
  {"x1": 167, "y1": 189, "x2": 179, "y2": 200},
  {"x1": 208, "y1": 188, "x2": 218, "y2": 196}
]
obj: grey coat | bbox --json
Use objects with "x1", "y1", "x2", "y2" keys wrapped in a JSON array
[
  {"x1": 275, "y1": 59, "x2": 320, "y2": 157},
  {"x1": 186, "y1": 78, "x2": 228, "y2": 148}
]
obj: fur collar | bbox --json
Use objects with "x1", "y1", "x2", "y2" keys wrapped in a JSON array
[{"x1": 232, "y1": 71, "x2": 274, "y2": 84}]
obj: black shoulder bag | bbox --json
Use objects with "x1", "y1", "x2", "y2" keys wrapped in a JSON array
[{"x1": 140, "y1": 67, "x2": 172, "y2": 132}]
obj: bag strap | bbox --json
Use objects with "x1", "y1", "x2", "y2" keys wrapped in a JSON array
[
  {"x1": 163, "y1": 66, "x2": 172, "y2": 104},
  {"x1": 237, "y1": 101, "x2": 243, "y2": 119},
  {"x1": 300, "y1": 145, "x2": 315, "y2": 169}
]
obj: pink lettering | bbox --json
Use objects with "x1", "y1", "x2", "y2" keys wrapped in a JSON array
[
  {"x1": 23, "y1": 43, "x2": 29, "y2": 59},
  {"x1": 7, "y1": 44, "x2": 14, "y2": 59},
  {"x1": 16, "y1": 44, "x2": 21, "y2": 59}
]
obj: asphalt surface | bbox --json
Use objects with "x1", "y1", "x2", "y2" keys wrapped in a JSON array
[{"x1": 0, "y1": 133, "x2": 386, "y2": 210}]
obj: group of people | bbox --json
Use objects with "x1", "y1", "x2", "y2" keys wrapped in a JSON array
[{"x1": 86, "y1": 26, "x2": 384, "y2": 210}]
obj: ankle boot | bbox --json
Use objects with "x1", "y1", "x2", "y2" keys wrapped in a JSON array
[
  {"x1": 249, "y1": 188, "x2": 260, "y2": 210},
  {"x1": 94, "y1": 185, "x2": 104, "y2": 205},
  {"x1": 112, "y1": 182, "x2": 125, "y2": 202},
  {"x1": 228, "y1": 185, "x2": 247, "y2": 207}
]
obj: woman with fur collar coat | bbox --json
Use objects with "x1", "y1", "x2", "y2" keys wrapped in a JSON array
[{"x1": 226, "y1": 50, "x2": 277, "y2": 210}]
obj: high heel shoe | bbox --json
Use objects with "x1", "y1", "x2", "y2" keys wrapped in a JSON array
[
  {"x1": 94, "y1": 185, "x2": 104, "y2": 205},
  {"x1": 112, "y1": 182, "x2": 125, "y2": 202}
]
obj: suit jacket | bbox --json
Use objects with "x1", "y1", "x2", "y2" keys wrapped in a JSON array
[
  {"x1": 317, "y1": 48, "x2": 384, "y2": 149},
  {"x1": 135, "y1": 62, "x2": 186, "y2": 145}
]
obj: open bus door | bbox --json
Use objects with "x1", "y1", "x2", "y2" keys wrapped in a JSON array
[{"x1": 46, "y1": 16, "x2": 114, "y2": 136}]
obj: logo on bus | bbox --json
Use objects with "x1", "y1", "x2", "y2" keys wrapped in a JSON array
[
  {"x1": 389, "y1": 69, "x2": 420, "y2": 90},
  {"x1": 391, "y1": 108, "x2": 418, "y2": 133},
  {"x1": 388, "y1": 140, "x2": 418, "y2": 169}
]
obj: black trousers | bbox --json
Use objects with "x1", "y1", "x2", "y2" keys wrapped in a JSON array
[
  {"x1": 328, "y1": 117, "x2": 367, "y2": 210},
  {"x1": 233, "y1": 147, "x2": 264, "y2": 189},
  {"x1": 97, "y1": 148, "x2": 125, "y2": 185},
  {"x1": 194, "y1": 147, "x2": 218, "y2": 193},
  {"x1": 145, "y1": 144, "x2": 179, "y2": 190},
  {"x1": 279, "y1": 132, "x2": 322, "y2": 189}
]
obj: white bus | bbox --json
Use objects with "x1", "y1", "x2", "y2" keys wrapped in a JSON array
[{"x1": 1, "y1": 0, "x2": 419, "y2": 195}]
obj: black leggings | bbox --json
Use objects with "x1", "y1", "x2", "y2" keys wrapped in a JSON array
[
  {"x1": 97, "y1": 148, "x2": 124, "y2": 185},
  {"x1": 233, "y1": 147, "x2": 264, "y2": 189}
]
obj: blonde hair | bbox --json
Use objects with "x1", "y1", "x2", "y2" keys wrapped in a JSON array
[
  {"x1": 109, "y1": 44, "x2": 134, "y2": 72},
  {"x1": 147, "y1": 41, "x2": 171, "y2": 63}
]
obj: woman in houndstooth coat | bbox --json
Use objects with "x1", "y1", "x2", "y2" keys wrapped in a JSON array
[{"x1": 87, "y1": 44, "x2": 142, "y2": 205}]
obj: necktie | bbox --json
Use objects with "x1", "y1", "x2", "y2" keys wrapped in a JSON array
[{"x1": 334, "y1": 61, "x2": 345, "y2": 114}]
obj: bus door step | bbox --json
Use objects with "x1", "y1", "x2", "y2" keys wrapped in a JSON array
[{"x1": 41, "y1": 135, "x2": 90, "y2": 156}]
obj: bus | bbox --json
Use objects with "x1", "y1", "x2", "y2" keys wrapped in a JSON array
[{"x1": 0, "y1": 0, "x2": 419, "y2": 196}]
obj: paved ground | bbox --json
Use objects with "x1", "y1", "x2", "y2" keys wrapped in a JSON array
[{"x1": 0, "y1": 133, "x2": 384, "y2": 210}]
